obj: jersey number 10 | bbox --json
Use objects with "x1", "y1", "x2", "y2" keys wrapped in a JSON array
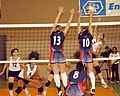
[{"x1": 83, "y1": 38, "x2": 90, "y2": 47}]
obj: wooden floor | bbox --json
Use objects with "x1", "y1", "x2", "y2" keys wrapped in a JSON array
[{"x1": 0, "y1": 87, "x2": 117, "y2": 96}]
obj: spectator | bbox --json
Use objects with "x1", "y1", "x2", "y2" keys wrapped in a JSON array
[
  {"x1": 100, "y1": 46, "x2": 113, "y2": 80},
  {"x1": 109, "y1": 47, "x2": 119, "y2": 83},
  {"x1": 101, "y1": 46, "x2": 112, "y2": 58}
]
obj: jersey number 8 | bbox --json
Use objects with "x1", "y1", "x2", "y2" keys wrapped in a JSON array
[{"x1": 73, "y1": 71, "x2": 79, "y2": 79}]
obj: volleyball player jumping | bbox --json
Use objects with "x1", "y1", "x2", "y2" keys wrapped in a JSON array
[
  {"x1": 92, "y1": 18, "x2": 108, "y2": 88},
  {"x1": 50, "y1": 7, "x2": 75, "y2": 96},
  {"x1": 0, "y1": 48, "x2": 30, "y2": 96},
  {"x1": 77, "y1": 10, "x2": 95, "y2": 95}
]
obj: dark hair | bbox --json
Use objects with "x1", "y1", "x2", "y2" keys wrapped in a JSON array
[
  {"x1": 11, "y1": 48, "x2": 19, "y2": 56},
  {"x1": 105, "y1": 46, "x2": 109, "y2": 49},
  {"x1": 103, "y1": 34, "x2": 105, "y2": 38},
  {"x1": 28, "y1": 51, "x2": 39, "y2": 60},
  {"x1": 76, "y1": 61, "x2": 84, "y2": 71},
  {"x1": 55, "y1": 25, "x2": 61, "y2": 28},
  {"x1": 112, "y1": 47, "x2": 117, "y2": 53},
  {"x1": 74, "y1": 50, "x2": 80, "y2": 59}
]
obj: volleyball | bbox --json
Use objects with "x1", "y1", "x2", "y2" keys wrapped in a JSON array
[{"x1": 88, "y1": 6, "x2": 94, "y2": 12}]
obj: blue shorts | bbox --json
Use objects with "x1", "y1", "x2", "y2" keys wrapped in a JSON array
[
  {"x1": 50, "y1": 51, "x2": 66, "y2": 64},
  {"x1": 66, "y1": 84, "x2": 85, "y2": 96},
  {"x1": 92, "y1": 53, "x2": 97, "y2": 58},
  {"x1": 50, "y1": 70, "x2": 61, "y2": 75},
  {"x1": 18, "y1": 77, "x2": 30, "y2": 85},
  {"x1": 80, "y1": 51, "x2": 93, "y2": 63},
  {"x1": 8, "y1": 70, "x2": 21, "y2": 79}
]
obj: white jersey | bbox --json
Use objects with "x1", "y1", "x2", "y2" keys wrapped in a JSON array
[
  {"x1": 19, "y1": 64, "x2": 37, "y2": 78},
  {"x1": 9, "y1": 56, "x2": 21, "y2": 71},
  {"x1": 92, "y1": 38, "x2": 102, "y2": 53},
  {"x1": 109, "y1": 52, "x2": 120, "y2": 64}
]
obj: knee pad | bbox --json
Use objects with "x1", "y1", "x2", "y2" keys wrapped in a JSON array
[
  {"x1": 8, "y1": 82, "x2": 14, "y2": 90},
  {"x1": 22, "y1": 85, "x2": 26, "y2": 89},
  {"x1": 38, "y1": 86, "x2": 43, "y2": 93},
  {"x1": 45, "y1": 81, "x2": 51, "y2": 87},
  {"x1": 95, "y1": 66, "x2": 101, "y2": 74},
  {"x1": 15, "y1": 86, "x2": 23, "y2": 94},
  {"x1": 50, "y1": 70, "x2": 54, "y2": 75}
]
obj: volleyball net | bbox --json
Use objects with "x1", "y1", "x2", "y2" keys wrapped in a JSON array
[{"x1": 0, "y1": 21, "x2": 120, "y2": 63}]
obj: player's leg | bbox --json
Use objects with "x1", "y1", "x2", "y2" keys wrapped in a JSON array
[
  {"x1": 93, "y1": 61, "x2": 108, "y2": 88},
  {"x1": 22, "y1": 84, "x2": 31, "y2": 96},
  {"x1": 8, "y1": 77, "x2": 14, "y2": 96},
  {"x1": 84, "y1": 52, "x2": 95, "y2": 95},
  {"x1": 87, "y1": 63, "x2": 96, "y2": 95},
  {"x1": 111, "y1": 64, "x2": 115, "y2": 83},
  {"x1": 43, "y1": 71, "x2": 54, "y2": 96},
  {"x1": 51, "y1": 64, "x2": 62, "y2": 95},
  {"x1": 14, "y1": 80, "x2": 24, "y2": 96},
  {"x1": 115, "y1": 64, "x2": 119, "y2": 82},
  {"x1": 59, "y1": 63, "x2": 67, "y2": 89},
  {"x1": 28, "y1": 81, "x2": 43, "y2": 96},
  {"x1": 59, "y1": 52, "x2": 67, "y2": 90},
  {"x1": 50, "y1": 51, "x2": 63, "y2": 96}
]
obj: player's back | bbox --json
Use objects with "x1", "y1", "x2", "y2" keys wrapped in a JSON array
[
  {"x1": 50, "y1": 31, "x2": 65, "y2": 51},
  {"x1": 69, "y1": 69, "x2": 87, "y2": 84},
  {"x1": 78, "y1": 32, "x2": 93, "y2": 52}
]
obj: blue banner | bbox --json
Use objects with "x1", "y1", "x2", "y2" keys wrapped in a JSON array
[{"x1": 80, "y1": 0, "x2": 106, "y2": 16}]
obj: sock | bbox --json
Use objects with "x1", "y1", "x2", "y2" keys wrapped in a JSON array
[
  {"x1": 54, "y1": 74, "x2": 60, "y2": 88},
  {"x1": 89, "y1": 72, "x2": 95, "y2": 89},
  {"x1": 43, "y1": 91, "x2": 47, "y2": 96},
  {"x1": 60, "y1": 72, "x2": 68, "y2": 88},
  {"x1": 9, "y1": 90, "x2": 13, "y2": 96},
  {"x1": 24, "y1": 88, "x2": 30, "y2": 94},
  {"x1": 101, "y1": 79, "x2": 105, "y2": 84}
]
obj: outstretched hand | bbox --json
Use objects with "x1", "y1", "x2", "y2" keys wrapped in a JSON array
[
  {"x1": 58, "y1": 6, "x2": 64, "y2": 13},
  {"x1": 77, "y1": 10, "x2": 82, "y2": 16},
  {"x1": 69, "y1": 8, "x2": 75, "y2": 15}
]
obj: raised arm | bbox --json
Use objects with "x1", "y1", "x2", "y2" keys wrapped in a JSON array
[
  {"x1": 88, "y1": 9, "x2": 94, "y2": 35},
  {"x1": 93, "y1": 18, "x2": 101, "y2": 38},
  {"x1": 51, "y1": 7, "x2": 64, "y2": 33},
  {"x1": 63, "y1": 8, "x2": 75, "y2": 36},
  {"x1": 0, "y1": 63, "x2": 9, "y2": 75},
  {"x1": 96, "y1": 43, "x2": 103, "y2": 57},
  {"x1": 78, "y1": 11, "x2": 82, "y2": 34}
]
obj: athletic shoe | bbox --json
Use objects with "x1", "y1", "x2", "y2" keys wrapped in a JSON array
[
  {"x1": 90, "y1": 89, "x2": 95, "y2": 96},
  {"x1": 58, "y1": 91, "x2": 63, "y2": 96},
  {"x1": 25, "y1": 92, "x2": 31, "y2": 96},
  {"x1": 43, "y1": 91, "x2": 47, "y2": 96},
  {"x1": 101, "y1": 82, "x2": 108, "y2": 88},
  {"x1": 116, "y1": 81, "x2": 120, "y2": 83}
]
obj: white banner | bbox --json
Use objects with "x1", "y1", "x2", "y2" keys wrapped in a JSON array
[{"x1": 106, "y1": 0, "x2": 120, "y2": 16}]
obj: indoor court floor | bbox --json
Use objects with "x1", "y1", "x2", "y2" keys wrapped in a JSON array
[{"x1": 0, "y1": 81, "x2": 120, "y2": 96}]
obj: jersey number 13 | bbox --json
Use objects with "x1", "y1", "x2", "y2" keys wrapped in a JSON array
[{"x1": 53, "y1": 36, "x2": 61, "y2": 45}]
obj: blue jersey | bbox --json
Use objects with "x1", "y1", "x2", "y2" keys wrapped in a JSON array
[
  {"x1": 69, "y1": 70, "x2": 87, "y2": 84},
  {"x1": 50, "y1": 31, "x2": 65, "y2": 51},
  {"x1": 78, "y1": 32, "x2": 93, "y2": 52}
]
